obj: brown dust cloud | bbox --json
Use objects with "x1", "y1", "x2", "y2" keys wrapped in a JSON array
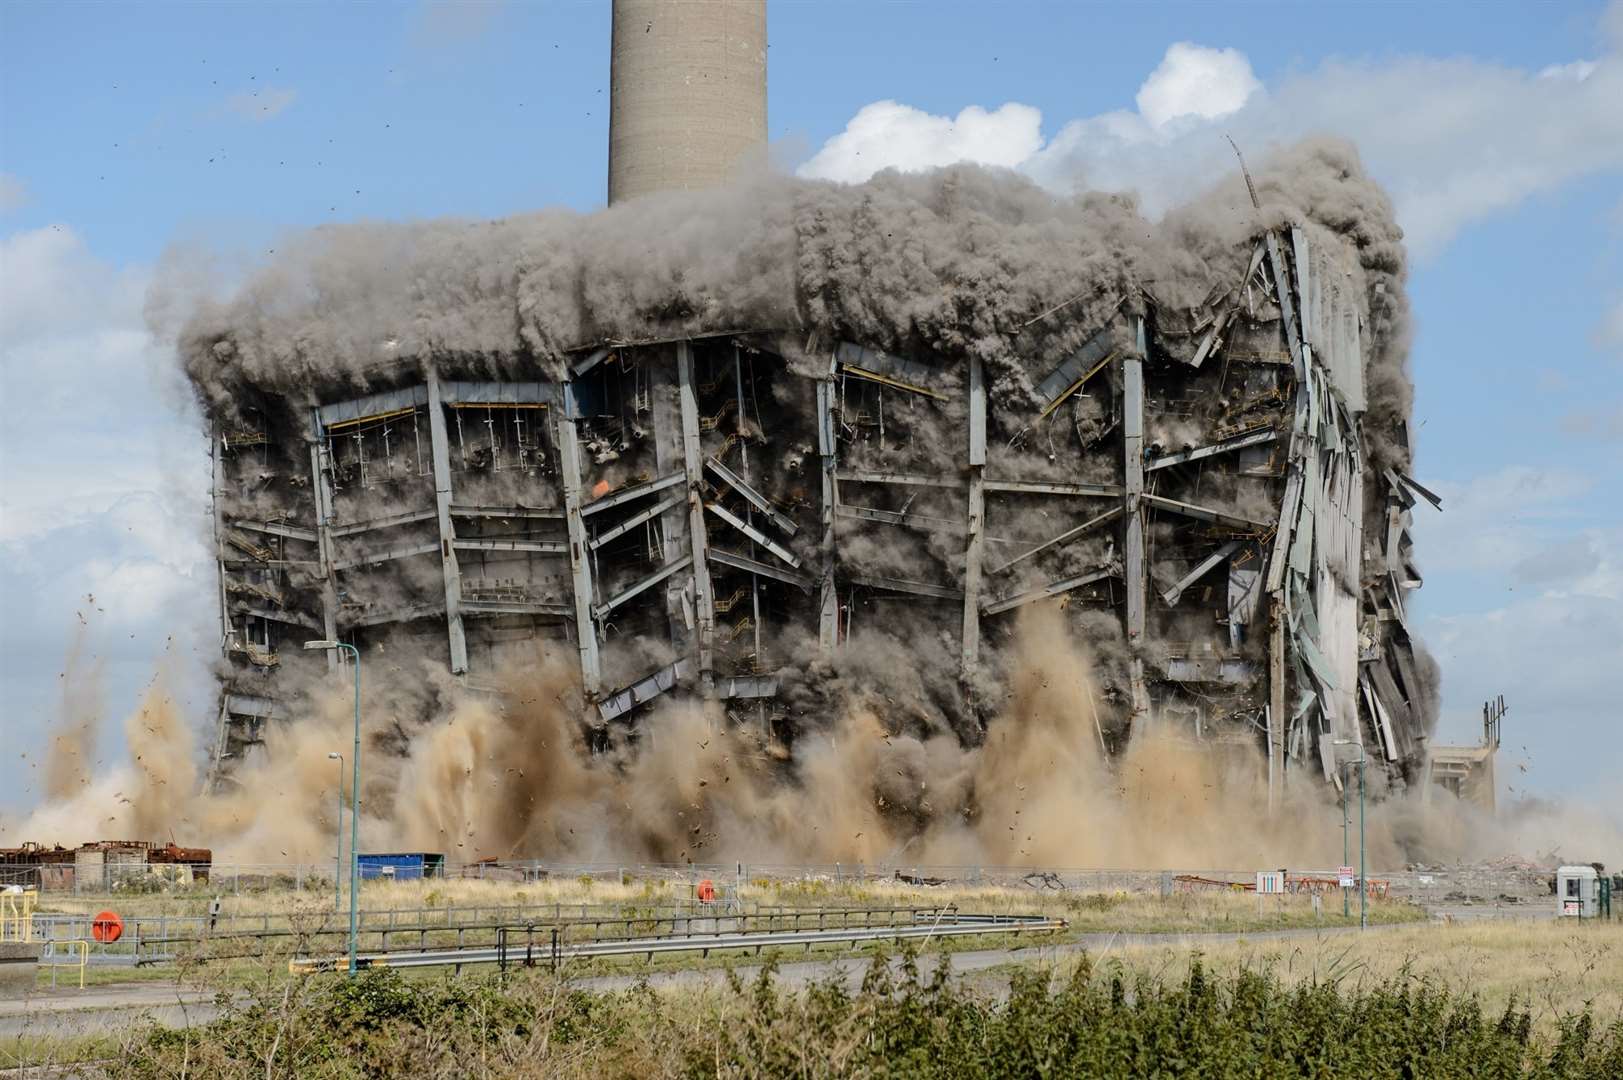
[{"x1": 8, "y1": 604, "x2": 1610, "y2": 872}]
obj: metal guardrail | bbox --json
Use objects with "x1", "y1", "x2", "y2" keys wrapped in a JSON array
[
  {"x1": 138, "y1": 905, "x2": 985, "y2": 965},
  {"x1": 290, "y1": 910, "x2": 1068, "y2": 974},
  {"x1": 40, "y1": 938, "x2": 89, "y2": 989}
]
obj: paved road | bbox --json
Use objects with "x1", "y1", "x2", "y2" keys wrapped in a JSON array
[{"x1": 0, "y1": 983, "x2": 225, "y2": 1042}]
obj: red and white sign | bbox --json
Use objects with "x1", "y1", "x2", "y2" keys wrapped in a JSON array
[{"x1": 1338, "y1": 867, "x2": 1356, "y2": 888}]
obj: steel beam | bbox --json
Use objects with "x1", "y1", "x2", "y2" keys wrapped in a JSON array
[
  {"x1": 597, "y1": 657, "x2": 693, "y2": 722},
  {"x1": 1266, "y1": 469, "x2": 1305, "y2": 593},
  {"x1": 987, "y1": 507, "x2": 1122, "y2": 576},
  {"x1": 1140, "y1": 493, "x2": 1272, "y2": 532},
  {"x1": 1160, "y1": 657, "x2": 1259, "y2": 684},
  {"x1": 1123, "y1": 319, "x2": 1148, "y2": 718},
  {"x1": 340, "y1": 600, "x2": 446, "y2": 630},
  {"x1": 1188, "y1": 308, "x2": 1230, "y2": 370},
  {"x1": 962, "y1": 354, "x2": 987, "y2": 670},
  {"x1": 1145, "y1": 428, "x2": 1277, "y2": 472},
  {"x1": 849, "y1": 574, "x2": 963, "y2": 601},
  {"x1": 329, "y1": 507, "x2": 437, "y2": 537},
  {"x1": 984, "y1": 479, "x2": 1122, "y2": 497},
  {"x1": 816, "y1": 373, "x2": 840, "y2": 653},
  {"x1": 1264, "y1": 230, "x2": 1307, "y2": 379},
  {"x1": 555, "y1": 384, "x2": 602, "y2": 696},
  {"x1": 835, "y1": 503, "x2": 963, "y2": 534},
  {"x1": 704, "y1": 457, "x2": 798, "y2": 536},
  {"x1": 453, "y1": 539, "x2": 567, "y2": 555},
  {"x1": 449, "y1": 505, "x2": 563, "y2": 522},
  {"x1": 1034, "y1": 327, "x2": 1115, "y2": 414},
  {"x1": 228, "y1": 519, "x2": 317, "y2": 544},
  {"x1": 425, "y1": 369, "x2": 469, "y2": 673},
  {"x1": 1160, "y1": 540, "x2": 1246, "y2": 607},
  {"x1": 594, "y1": 555, "x2": 693, "y2": 622},
  {"x1": 578, "y1": 472, "x2": 684, "y2": 517},
  {"x1": 734, "y1": 349, "x2": 767, "y2": 729},
  {"x1": 331, "y1": 540, "x2": 441, "y2": 572},
  {"x1": 835, "y1": 341, "x2": 949, "y2": 400},
  {"x1": 708, "y1": 549, "x2": 813, "y2": 592},
  {"x1": 983, "y1": 567, "x2": 1115, "y2": 617},
  {"x1": 228, "y1": 603, "x2": 324, "y2": 634},
  {"x1": 676, "y1": 342, "x2": 716, "y2": 678},
  {"x1": 460, "y1": 600, "x2": 572, "y2": 618},
  {"x1": 704, "y1": 502, "x2": 801, "y2": 569},
  {"x1": 308, "y1": 432, "x2": 339, "y2": 674},
  {"x1": 717, "y1": 674, "x2": 778, "y2": 700},
  {"x1": 649, "y1": 359, "x2": 689, "y2": 648},
  {"x1": 837, "y1": 470, "x2": 965, "y2": 489},
  {"x1": 571, "y1": 346, "x2": 612, "y2": 377},
  {"x1": 589, "y1": 492, "x2": 684, "y2": 551}
]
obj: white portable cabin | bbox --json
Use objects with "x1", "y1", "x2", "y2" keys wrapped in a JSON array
[{"x1": 1556, "y1": 865, "x2": 1600, "y2": 918}]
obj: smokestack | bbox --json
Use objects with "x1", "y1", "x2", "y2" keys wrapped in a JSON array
[{"x1": 608, "y1": 0, "x2": 767, "y2": 205}]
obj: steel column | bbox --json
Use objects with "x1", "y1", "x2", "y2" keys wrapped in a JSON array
[
  {"x1": 962, "y1": 354, "x2": 986, "y2": 672},
  {"x1": 677, "y1": 342, "x2": 716, "y2": 682},
  {"x1": 425, "y1": 369, "x2": 469, "y2": 674},
  {"x1": 1123, "y1": 317, "x2": 1149, "y2": 719},
  {"x1": 555, "y1": 383, "x2": 602, "y2": 696},
  {"x1": 308, "y1": 424, "x2": 339, "y2": 674},
  {"x1": 816, "y1": 369, "x2": 840, "y2": 653},
  {"x1": 649, "y1": 358, "x2": 689, "y2": 647}
]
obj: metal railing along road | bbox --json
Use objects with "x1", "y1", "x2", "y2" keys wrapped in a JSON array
[
  {"x1": 133, "y1": 904, "x2": 991, "y2": 965},
  {"x1": 289, "y1": 907, "x2": 1068, "y2": 974}
]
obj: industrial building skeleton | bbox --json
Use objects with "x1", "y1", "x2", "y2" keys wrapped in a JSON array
[{"x1": 207, "y1": 224, "x2": 1435, "y2": 803}]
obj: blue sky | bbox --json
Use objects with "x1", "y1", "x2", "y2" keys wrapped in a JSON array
[{"x1": 1, "y1": 1, "x2": 1620, "y2": 816}]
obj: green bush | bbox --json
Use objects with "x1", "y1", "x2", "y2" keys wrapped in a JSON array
[{"x1": 112, "y1": 950, "x2": 1623, "y2": 1079}]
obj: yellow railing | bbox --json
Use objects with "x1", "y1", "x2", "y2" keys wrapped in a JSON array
[
  {"x1": 0, "y1": 889, "x2": 36, "y2": 942},
  {"x1": 41, "y1": 939, "x2": 89, "y2": 990}
]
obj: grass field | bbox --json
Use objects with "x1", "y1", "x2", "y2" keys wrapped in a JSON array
[
  {"x1": 33, "y1": 873, "x2": 1425, "y2": 933},
  {"x1": 34, "y1": 922, "x2": 1621, "y2": 1078},
  {"x1": 1068, "y1": 918, "x2": 1623, "y2": 1036}
]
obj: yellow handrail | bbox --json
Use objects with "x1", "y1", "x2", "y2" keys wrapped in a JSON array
[
  {"x1": 0, "y1": 890, "x2": 36, "y2": 942},
  {"x1": 42, "y1": 939, "x2": 89, "y2": 990}
]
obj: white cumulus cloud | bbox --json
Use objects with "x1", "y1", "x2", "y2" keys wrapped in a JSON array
[
  {"x1": 1134, "y1": 42, "x2": 1262, "y2": 128},
  {"x1": 0, "y1": 224, "x2": 214, "y2": 810},
  {"x1": 798, "y1": 101, "x2": 1043, "y2": 184},
  {"x1": 802, "y1": 16, "x2": 1623, "y2": 261}
]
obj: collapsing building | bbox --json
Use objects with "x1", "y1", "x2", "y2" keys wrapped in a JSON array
[{"x1": 188, "y1": 1, "x2": 1438, "y2": 816}]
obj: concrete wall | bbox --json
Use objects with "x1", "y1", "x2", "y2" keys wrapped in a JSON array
[
  {"x1": 609, "y1": 0, "x2": 767, "y2": 204},
  {"x1": 0, "y1": 942, "x2": 41, "y2": 1000}
]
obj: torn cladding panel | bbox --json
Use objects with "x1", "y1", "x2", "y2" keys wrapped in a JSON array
[{"x1": 202, "y1": 227, "x2": 1435, "y2": 804}]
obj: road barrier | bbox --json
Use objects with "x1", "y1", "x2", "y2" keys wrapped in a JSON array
[{"x1": 289, "y1": 908, "x2": 1068, "y2": 974}]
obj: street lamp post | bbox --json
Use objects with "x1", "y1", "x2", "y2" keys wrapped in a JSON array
[
  {"x1": 1350, "y1": 753, "x2": 1363, "y2": 928},
  {"x1": 307, "y1": 640, "x2": 362, "y2": 975},
  {"x1": 1341, "y1": 775, "x2": 1350, "y2": 918},
  {"x1": 1334, "y1": 740, "x2": 1368, "y2": 930},
  {"x1": 326, "y1": 752, "x2": 343, "y2": 916}
]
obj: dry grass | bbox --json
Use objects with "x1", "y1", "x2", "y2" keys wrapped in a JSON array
[
  {"x1": 1063, "y1": 917, "x2": 1623, "y2": 1035},
  {"x1": 35, "y1": 874, "x2": 1425, "y2": 934}
]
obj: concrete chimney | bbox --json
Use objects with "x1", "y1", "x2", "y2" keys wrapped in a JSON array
[{"x1": 608, "y1": 0, "x2": 767, "y2": 205}]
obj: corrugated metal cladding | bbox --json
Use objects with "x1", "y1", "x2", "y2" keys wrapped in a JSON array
[{"x1": 357, "y1": 852, "x2": 446, "y2": 880}]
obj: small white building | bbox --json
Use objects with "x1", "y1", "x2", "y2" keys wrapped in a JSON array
[{"x1": 1556, "y1": 865, "x2": 1600, "y2": 918}]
